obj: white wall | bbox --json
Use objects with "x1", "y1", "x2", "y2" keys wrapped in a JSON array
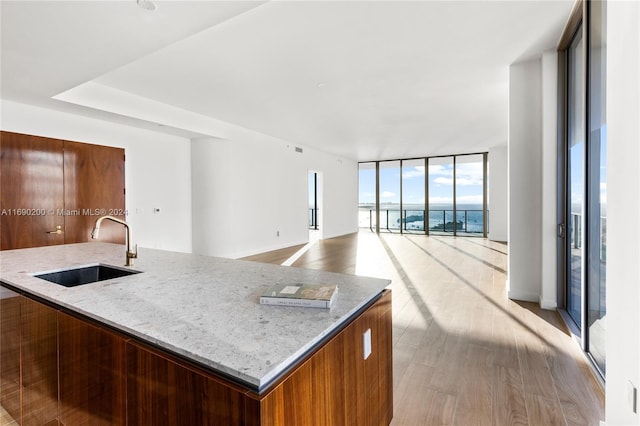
[
  {"x1": 540, "y1": 50, "x2": 558, "y2": 310},
  {"x1": 606, "y1": 1, "x2": 640, "y2": 424},
  {"x1": 0, "y1": 100, "x2": 193, "y2": 253},
  {"x1": 508, "y1": 58, "x2": 543, "y2": 302},
  {"x1": 488, "y1": 145, "x2": 507, "y2": 242},
  {"x1": 1, "y1": 99, "x2": 358, "y2": 260},
  {"x1": 191, "y1": 129, "x2": 358, "y2": 259}
]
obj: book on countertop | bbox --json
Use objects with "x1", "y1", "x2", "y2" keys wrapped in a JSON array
[{"x1": 260, "y1": 283, "x2": 338, "y2": 308}]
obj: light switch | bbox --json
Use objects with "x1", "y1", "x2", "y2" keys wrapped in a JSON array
[{"x1": 363, "y1": 328, "x2": 372, "y2": 360}]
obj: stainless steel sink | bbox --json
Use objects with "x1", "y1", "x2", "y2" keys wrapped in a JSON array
[{"x1": 34, "y1": 264, "x2": 141, "y2": 287}]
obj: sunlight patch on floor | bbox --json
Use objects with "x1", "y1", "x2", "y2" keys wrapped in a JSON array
[{"x1": 280, "y1": 230, "x2": 320, "y2": 266}]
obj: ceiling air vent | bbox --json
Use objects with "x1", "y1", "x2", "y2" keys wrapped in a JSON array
[{"x1": 295, "y1": 147, "x2": 303, "y2": 153}]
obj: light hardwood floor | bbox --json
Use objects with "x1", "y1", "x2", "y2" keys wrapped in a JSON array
[
  {"x1": 0, "y1": 405, "x2": 16, "y2": 426},
  {"x1": 244, "y1": 231, "x2": 605, "y2": 426}
]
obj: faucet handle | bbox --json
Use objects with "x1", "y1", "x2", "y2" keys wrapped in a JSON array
[
  {"x1": 128, "y1": 244, "x2": 138, "y2": 258},
  {"x1": 125, "y1": 245, "x2": 138, "y2": 267}
]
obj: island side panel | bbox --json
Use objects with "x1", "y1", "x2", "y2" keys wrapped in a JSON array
[
  {"x1": 259, "y1": 290, "x2": 393, "y2": 426},
  {"x1": 377, "y1": 290, "x2": 393, "y2": 425}
]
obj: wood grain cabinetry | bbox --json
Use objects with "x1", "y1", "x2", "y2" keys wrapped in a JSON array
[
  {"x1": 0, "y1": 289, "x2": 22, "y2": 422},
  {"x1": 0, "y1": 131, "x2": 125, "y2": 250},
  {"x1": 259, "y1": 290, "x2": 393, "y2": 426},
  {"x1": 58, "y1": 313, "x2": 127, "y2": 425},
  {"x1": 21, "y1": 297, "x2": 59, "y2": 426},
  {"x1": 0, "y1": 288, "x2": 392, "y2": 425},
  {"x1": 0, "y1": 293, "x2": 59, "y2": 425},
  {"x1": 124, "y1": 291, "x2": 392, "y2": 425},
  {"x1": 126, "y1": 341, "x2": 256, "y2": 425}
]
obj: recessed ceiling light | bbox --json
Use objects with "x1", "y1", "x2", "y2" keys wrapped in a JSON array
[{"x1": 137, "y1": 0, "x2": 157, "y2": 12}]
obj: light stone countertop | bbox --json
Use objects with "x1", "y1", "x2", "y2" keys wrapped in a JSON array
[{"x1": 0, "y1": 242, "x2": 390, "y2": 393}]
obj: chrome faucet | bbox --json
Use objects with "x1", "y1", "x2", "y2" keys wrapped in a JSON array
[{"x1": 91, "y1": 215, "x2": 138, "y2": 266}]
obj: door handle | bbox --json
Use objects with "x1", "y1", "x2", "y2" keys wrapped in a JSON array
[
  {"x1": 558, "y1": 223, "x2": 565, "y2": 238},
  {"x1": 47, "y1": 225, "x2": 63, "y2": 235}
]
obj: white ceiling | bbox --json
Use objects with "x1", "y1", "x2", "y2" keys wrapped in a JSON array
[{"x1": 1, "y1": 0, "x2": 574, "y2": 162}]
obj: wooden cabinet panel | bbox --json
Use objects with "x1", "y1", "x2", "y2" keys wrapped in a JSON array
[
  {"x1": 260, "y1": 347, "x2": 333, "y2": 426},
  {"x1": 126, "y1": 342, "x2": 250, "y2": 425},
  {"x1": 3, "y1": 288, "x2": 392, "y2": 425},
  {"x1": 0, "y1": 131, "x2": 64, "y2": 250},
  {"x1": 21, "y1": 297, "x2": 58, "y2": 426},
  {"x1": 0, "y1": 290, "x2": 22, "y2": 422},
  {"x1": 341, "y1": 307, "x2": 367, "y2": 425},
  {"x1": 377, "y1": 291, "x2": 393, "y2": 426},
  {"x1": 63, "y1": 141, "x2": 125, "y2": 245},
  {"x1": 58, "y1": 313, "x2": 127, "y2": 425},
  {"x1": 259, "y1": 290, "x2": 393, "y2": 426}
]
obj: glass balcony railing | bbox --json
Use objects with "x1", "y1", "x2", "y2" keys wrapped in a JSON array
[
  {"x1": 309, "y1": 208, "x2": 318, "y2": 230},
  {"x1": 358, "y1": 208, "x2": 487, "y2": 235}
]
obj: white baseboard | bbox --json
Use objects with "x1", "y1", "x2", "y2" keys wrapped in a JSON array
[
  {"x1": 507, "y1": 289, "x2": 540, "y2": 303},
  {"x1": 539, "y1": 297, "x2": 557, "y2": 310}
]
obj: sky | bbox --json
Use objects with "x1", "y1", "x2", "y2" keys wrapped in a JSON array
[{"x1": 358, "y1": 155, "x2": 485, "y2": 208}]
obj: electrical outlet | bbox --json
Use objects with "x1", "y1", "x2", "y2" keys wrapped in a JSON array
[
  {"x1": 363, "y1": 328, "x2": 371, "y2": 360},
  {"x1": 627, "y1": 380, "x2": 637, "y2": 413}
]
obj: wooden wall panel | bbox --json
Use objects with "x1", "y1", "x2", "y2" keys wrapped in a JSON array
[
  {"x1": 0, "y1": 131, "x2": 64, "y2": 250},
  {"x1": 0, "y1": 291, "x2": 22, "y2": 423},
  {"x1": 29, "y1": 135, "x2": 65, "y2": 249},
  {"x1": 1, "y1": 131, "x2": 125, "y2": 250},
  {"x1": 63, "y1": 141, "x2": 125, "y2": 245},
  {"x1": 58, "y1": 313, "x2": 127, "y2": 425},
  {"x1": 21, "y1": 297, "x2": 58, "y2": 426}
]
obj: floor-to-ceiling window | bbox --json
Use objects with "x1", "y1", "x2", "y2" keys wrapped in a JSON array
[
  {"x1": 401, "y1": 159, "x2": 426, "y2": 233},
  {"x1": 358, "y1": 162, "x2": 377, "y2": 231},
  {"x1": 428, "y1": 156, "x2": 455, "y2": 235},
  {"x1": 379, "y1": 161, "x2": 401, "y2": 232},
  {"x1": 559, "y1": 0, "x2": 607, "y2": 378},
  {"x1": 358, "y1": 153, "x2": 488, "y2": 237},
  {"x1": 455, "y1": 154, "x2": 486, "y2": 236}
]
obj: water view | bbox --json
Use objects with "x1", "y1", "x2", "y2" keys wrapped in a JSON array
[{"x1": 358, "y1": 203, "x2": 486, "y2": 234}]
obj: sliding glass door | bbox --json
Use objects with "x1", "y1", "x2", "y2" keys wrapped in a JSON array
[
  {"x1": 566, "y1": 26, "x2": 584, "y2": 327},
  {"x1": 559, "y1": 0, "x2": 607, "y2": 378},
  {"x1": 586, "y1": 0, "x2": 607, "y2": 376}
]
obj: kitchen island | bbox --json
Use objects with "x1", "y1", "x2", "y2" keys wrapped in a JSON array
[{"x1": 0, "y1": 242, "x2": 392, "y2": 425}]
